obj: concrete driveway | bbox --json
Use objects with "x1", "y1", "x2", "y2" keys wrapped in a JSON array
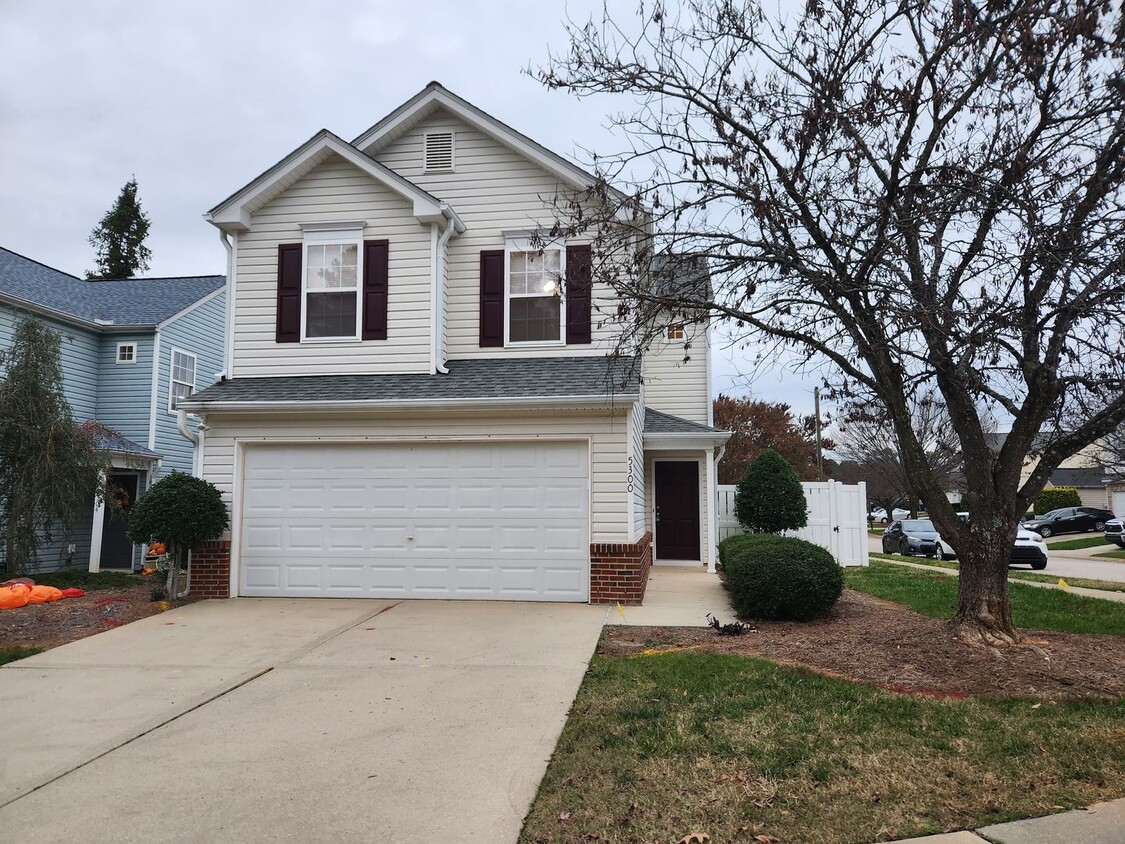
[{"x1": 0, "y1": 597, "x2": 605, "y2": 842}]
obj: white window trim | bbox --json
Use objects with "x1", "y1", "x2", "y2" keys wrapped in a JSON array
[
  {"x1": 423, "y1": 130, "x2": 456, "y2": 173},
  {"x1": 167, "y1": 347, "x2": 197, "y2": 415},
  {"x1": 115, "y1": 342, "x2": 137, "y2": 364},
  {"x1": 300, "y1": 226, "x2": 364, "y2": 343},
  {"x1": 503, "y1": 235, "x2": 566, "y2": 347}
]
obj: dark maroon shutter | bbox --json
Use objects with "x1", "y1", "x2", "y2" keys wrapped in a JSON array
[
  {"x1": 276, "y1": 243, "x2": 302, "y2": 343},
  {"x1": 479, "y1": 249, "x2": 505, "y2": 347},
  {"x1": 565, "y1": 244, "x2": 592, "y2": 344},
  {"x1": 362, "y1": 239, "x2": 389, "y2": 340}
]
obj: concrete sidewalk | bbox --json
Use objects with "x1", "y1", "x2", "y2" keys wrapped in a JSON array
[{"x1": 880, "y1": 796, "x2": 1125, "y2": 843}]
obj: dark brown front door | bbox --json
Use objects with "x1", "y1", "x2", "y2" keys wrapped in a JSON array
[{"x1": 655, "y1": 461, "x2": 700, "y2": 560}]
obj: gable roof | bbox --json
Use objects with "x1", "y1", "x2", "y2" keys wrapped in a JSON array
[
  {"x1": 0, "y1": 247, "x2": 224, "y2": 330},
  {"x1": 1049, "y1": 466, "x2": 1110, "y2": 488},
  {"x1": 352, "y1": 82, "x2": 626, "y2": 200},
  {"x1": 206, "y1": 130, "x2": 463, "y2": 234},
  {"x1": 181, "y1": 355, "x2": 639, "y2": 410},
  {"x1": 644, "y1": 407, "x2": 725, "y2": 435}
]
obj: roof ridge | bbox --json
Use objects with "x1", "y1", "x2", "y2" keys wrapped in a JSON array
[
  {"x1": 90, "y1": 274, "x2": 226, "y2": 283},
  {"x1": 0, "y1": 245, "x2": 80, "y2": 280}
]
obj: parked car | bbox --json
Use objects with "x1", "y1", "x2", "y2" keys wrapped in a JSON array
[
  {"x1": 882, "y1": 519, "x2": 941, "y2": 556},
  {"x1": 870, "y1": 507, "x2": 910, "y2": 524},
  {"x1": 1105, "y1": 518, "x2": 1124, "y2": 548},
  {"x1": 886, "y1": 518, "x2": 1050, "y2": 569},
  {"x1": 1021, "y1": 506, "x2": 1115, "y2": 538}
]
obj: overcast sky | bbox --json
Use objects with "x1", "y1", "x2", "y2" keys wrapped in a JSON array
[{"x1": 0, "y1": 0, "x2": 820, "y2": 414}]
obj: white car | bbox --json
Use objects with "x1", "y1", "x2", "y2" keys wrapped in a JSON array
[
  {"x1": 869, "y1": 507, "x2": 911, "y2": 524},
  {"x1": 933, "y1": 526, "x2": 1050, "y2": 570}
]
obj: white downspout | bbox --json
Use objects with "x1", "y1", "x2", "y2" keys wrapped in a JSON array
[
  {"x1": 434, "y1": 212, "x2": 458, "y2": 374},
  {"x1": 220, "y1": 230, "x2": 235, "y2": 378},
  {"x1": 173, "y1": 409, "x2": 202, "y2": 598}
]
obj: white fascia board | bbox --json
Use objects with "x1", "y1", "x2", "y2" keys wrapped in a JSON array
[
  {"x1": 205, "y1": 131, "x2": 448, "y2": 233},
  {"x1": 644, "y1": 431, "x2": 732, "y2": 451},
  {"x1": 353, "y1": 84, "x2": 629, "y2": 202},
  {"x1": 178, "y1": 393, "x2": 641, "y2": 414}
]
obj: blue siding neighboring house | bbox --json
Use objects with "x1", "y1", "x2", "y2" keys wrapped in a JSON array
[{"x1": 0, "y1": 247, "x2": 225, "y2": 573}]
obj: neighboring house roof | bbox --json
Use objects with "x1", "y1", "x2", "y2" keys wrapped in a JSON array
[
  {"x1": 352, "y1": 82, "x2": 626, "y2": 201},
  {"x1": 644, "y1": 408, "x2": 724, "y2": 434},
  {"x1": 206, "y1": 130, "x2": 463, "y2": 234},
  {"x1": 0, "y1": 247, "x2": 224, "y2": 330},
  {"x1": 90, "y1": 429, "x2": 161, "y2": 461},
  {"x1": 650, "y1": 255, "x2": 712, "y2": 302},
  {"x1": 182, "y1": 356, "x2": 640, "y2": 409},
  {"x1": 1049, "y1": 467, "x2": 1110, "y2": 488}
]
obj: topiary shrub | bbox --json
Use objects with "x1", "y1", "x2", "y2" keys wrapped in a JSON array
[
  {"x1": 128, "y1": 471, "x2": 229, "y2": 601},
  {"x1": 1034, "y1": 486, "x2": 1081, "y2": 515},
  {"x1": 719, "y1": 534, "x2": 843, "y2": 621},
  {"x1": 734, "y1": 448, "x2": 808, "y2": 533}
]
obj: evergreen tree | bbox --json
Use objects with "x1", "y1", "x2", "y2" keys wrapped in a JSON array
[
  {"x1": 86, "y1": 177, "x2": 152, "y2": 279},
  {"x1": 734, "y1": 449, "x2": 808, "y2": 535},
  {"x1": 0, "y1": 316, "x2": 112, "y2": 576}
]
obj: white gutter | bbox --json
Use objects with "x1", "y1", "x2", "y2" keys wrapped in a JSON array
[
  {"x1": 434, "y1": 209, "x2": 459, "y2": 374},
  {"x1": 220, "y1": 230, "x2": 235, "y2": 378},
  {"x1": 178, "y1": 392, "x2": 641, "y2": 414}
]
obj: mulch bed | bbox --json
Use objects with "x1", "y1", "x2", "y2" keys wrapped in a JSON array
[
  {"x1": 602, "y1": 589, "x2": 1125, "y2": 700},
  {"x1": 0, "y1": 584, "x2": 175, "y2": 651}
]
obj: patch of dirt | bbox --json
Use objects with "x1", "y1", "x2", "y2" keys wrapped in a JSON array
[
  {"x1": 602, "y1": 589, "x2": 1125, "y2": 699},
  {"x1": 0, "y1": 584, "x2": 176, "y2": 651}
]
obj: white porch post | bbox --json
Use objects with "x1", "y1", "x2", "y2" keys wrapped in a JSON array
[
  {"x1": 706, "y1": 447, "x2": 719, "y2": 573},
  {"x1": 88, "y1": 472, "x2": 106, "y2": 573}
]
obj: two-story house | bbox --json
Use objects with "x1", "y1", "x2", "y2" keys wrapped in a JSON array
[
  {"x1": 181, "y1": 83, "x2": 729, "y2": 605},
  {"x1": 0, "y1": 247, "x2": 226, "y2": 572}
]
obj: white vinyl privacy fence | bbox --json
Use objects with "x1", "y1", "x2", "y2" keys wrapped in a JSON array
[{"x1": 717, "y1": 481, "x2": 870, "y2": 567}]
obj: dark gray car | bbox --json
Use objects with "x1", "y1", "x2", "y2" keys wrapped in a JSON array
[{"x1": 882, "y1": 519, "x2": 941, "y2": 557}]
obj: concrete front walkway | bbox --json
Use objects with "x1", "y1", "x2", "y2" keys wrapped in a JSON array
[
  {"x1": 606, "y1": 566, "x2": 731, "y2": 627},
  {"x1": 0, "y1": 597, "x2": 604, "y2": 843}
]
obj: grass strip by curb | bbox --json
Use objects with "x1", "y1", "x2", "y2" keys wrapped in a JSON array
[
  {"x1": 870, "y1": 552, "x2": 1125, "y2": 593},
  {"x1": 1046, "y1": 536, "x2": 1115, "y2": 551},
  {"x1": 0, "y1": 646, "x2": 43, "y2": 666}
]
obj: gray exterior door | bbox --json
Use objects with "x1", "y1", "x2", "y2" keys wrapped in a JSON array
[{"x1": 100, "y1": 473, "x2": 139, "y2": 570}]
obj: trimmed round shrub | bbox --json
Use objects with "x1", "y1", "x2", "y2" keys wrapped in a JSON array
[
  {"x1": 734, "y1": 449, "x2": 808, "y2": 533},
  {"x1": 719, "y1": 534, "x2": 843, "y2": 621},
  {"x1": 1034, "y1": 486, "x2": 1081, "y2": 515}
]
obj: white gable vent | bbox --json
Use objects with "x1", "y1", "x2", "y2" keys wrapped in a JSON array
[{"x1": 424, "y1": 131, "x2": 455, "y2": 173}]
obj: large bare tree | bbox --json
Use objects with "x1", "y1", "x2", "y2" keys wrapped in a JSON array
[{"x1": 539, "y1": 0, "x2": 1125, "y2": 644}]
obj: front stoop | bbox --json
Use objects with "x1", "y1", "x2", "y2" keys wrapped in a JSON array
[{"x1": 589, "y1": 532, "x2": 653, "y2": 605}]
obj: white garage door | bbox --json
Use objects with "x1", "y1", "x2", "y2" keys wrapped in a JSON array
[
  {"x1": 1114, "y1": 491, "x2": 1125, "y2": 518},
  {"x1": 239, "y1": 441, "x2": 590, "y2": 601}
]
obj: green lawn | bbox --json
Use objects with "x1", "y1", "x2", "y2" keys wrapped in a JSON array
[
  {"x1": 0, "y1": 646, "x2": 42, "y2": 666},
  {"x1": 1046, "y1": 535, "x2": 1114, "y2": 550},
  {"x1": 846, "y1": 561, "x2": 1125, "y2": 635},
  {"x1": 520, "y1": 652, "x2": 1125, "y2": 844},
  {"x1": 870, "y1": 552, "x2": 1125, "y2": 593},
  {"x1": 1094, "y1": 548, "x2": 1125, "y2": 560},
  {"x1": 28, "y1": 570, "x2": 143, "y2": 590}
]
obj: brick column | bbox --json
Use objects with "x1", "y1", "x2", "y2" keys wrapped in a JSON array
[
  {"x1": 589, "y1": 532, "x2": 653, "y2": 605},
  {"x1": 190, "y1": 540, "x2": 231, "y2": 598}
]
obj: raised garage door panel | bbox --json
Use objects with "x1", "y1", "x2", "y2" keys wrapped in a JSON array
[{"x1": 239, "y1": 442, "x2": 589, "y2": 601}]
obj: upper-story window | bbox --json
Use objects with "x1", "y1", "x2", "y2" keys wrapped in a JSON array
[
  {"x1": 303, "y1": 227, "x2": 363, "y2": 340},
  {"x1": 506, "y1": 237, "x2": 565, "y2": 345},
  {"x1": 168, "y1": 349, "x2": 196, "y2": 413},
  {"x1": 667, "y1": 324, "x2": 685, "y2": 341},
  {"x1": 116, "y1": 342, "x2": 136, "y2": 364}
]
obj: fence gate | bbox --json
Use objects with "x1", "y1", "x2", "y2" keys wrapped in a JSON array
[{"x1": 716, "y1": 480, "x2": 869, "y2": 567}]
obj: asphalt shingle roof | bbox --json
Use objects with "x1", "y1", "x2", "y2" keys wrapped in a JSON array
[
  {"x1": 184, "y1": 356, "x2": 639, "y2": 406},
  {"x1": 1049, "y1": 467, "x2": 1109, "y2": 488},
  {"x1": 91, "y1": 430, "x2": 161, "y2": 460},
  {"x1": 644, "y1": 407, "x2": 726, "y2": 434},
  {"x1": 0, "y1": 247, "x2": 224, "y2": 327}
]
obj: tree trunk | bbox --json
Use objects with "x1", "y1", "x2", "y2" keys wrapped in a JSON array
[{"x1": 953, "y1": 549, "x2": 1019, "y2": 647}]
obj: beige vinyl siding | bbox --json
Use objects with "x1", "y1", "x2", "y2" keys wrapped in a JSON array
[
  {"x1": 629, "y1": 398, "x2": 646, "y2": 540},
  {"x1": 373, "y1": 111, "x2": 626, "y2": 359},
  {"x1": 642, "y1": 321, "x2": 711, "y2": 425},
  {"x1": 201, "y1": 408, "x2": 632, "y2": 544},
  {"x1": 231, "y1": 154, "x2": 432, "y2": 377}
]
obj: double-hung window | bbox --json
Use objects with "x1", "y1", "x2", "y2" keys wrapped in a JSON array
[
  {"x1": 506, "y1": 237, "x2": 565, "y2": 344},
  {"x1": 168, "y1": 349, "x2": 196, "y2": 413},
  {"x1": 302, "y1": 226, "x2": 363, "y2": 340}
]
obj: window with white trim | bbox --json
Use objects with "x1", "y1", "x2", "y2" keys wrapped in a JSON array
[
  {"x1": 666, "y1": 324, "x2": 685, "y2": 341},
  {"x1": 168, "y1": 349, "x2": 196, "y2": 413},
  {"x1": 506, "y1": 238, "x2": 565, "y2": 344},
  {"x1": 302, "y1": 228, "x2": 363, "y2": 340},
  {"x1": 116, "y1": 342, "x2": 136, "y2": 364}
]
